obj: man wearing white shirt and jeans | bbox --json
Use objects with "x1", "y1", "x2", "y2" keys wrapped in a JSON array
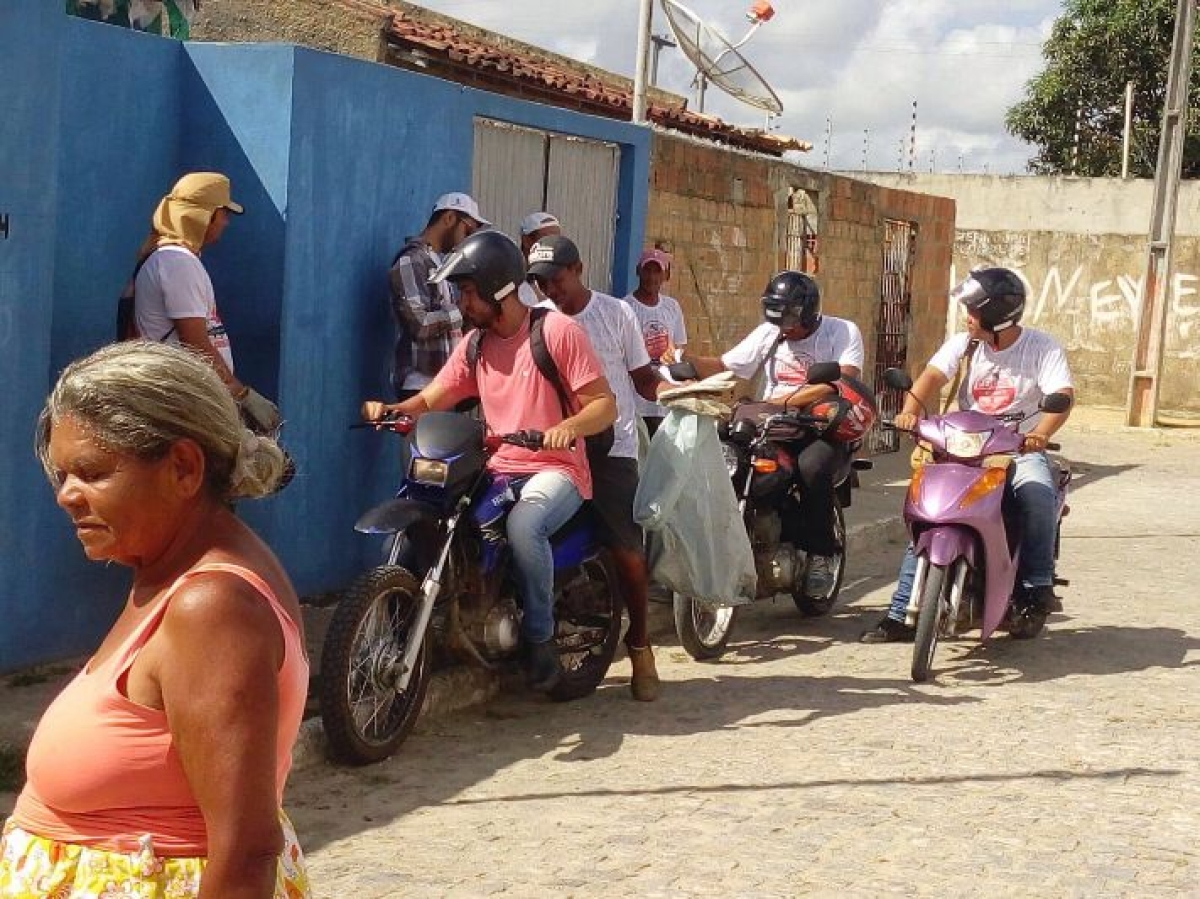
[
  {"x1": 861, "y1": 267, "x2": 1074, "y2": 643},
  {"x1": 529, "y1": 235, "x2": 670, "y2": 702},
  {"x1": 676, "y1": 271, "x2": 865, "y2": 598}
]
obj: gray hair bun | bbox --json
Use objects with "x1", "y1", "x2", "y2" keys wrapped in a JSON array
[{"x1": 229, "y1": 428, "x2": 288, "y2": 500}]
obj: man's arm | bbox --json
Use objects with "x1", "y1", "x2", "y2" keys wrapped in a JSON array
[
  {"x1": 390, "y1": 254, "x2": 462, "y2": 340},
  {"x1": 1023, "y1": 387, "x2": 1074, "y2": 452},
  {"x1": 364, "y1": 382, "x2": 455, "y2": 422},
  {"x1": 893, "y1": 365, "x2": 951, "y2": 430},
  {"x1": 175, "y1": 317, "x2": 246, "y2": 397},
  {"x1": 543, "y1": 376, "x2": 617, "y2": 450}
]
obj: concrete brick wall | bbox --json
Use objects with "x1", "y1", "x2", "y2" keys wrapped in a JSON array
[
  {"x1": 192, "y1": 0, "x2": 386, "y2": 60},
  {"x1": 861, "y1": 173, "x2": 1200, "y2": 413},
  {"x1": 646, "y1": 134, "x2": 955, "y2": 393}
]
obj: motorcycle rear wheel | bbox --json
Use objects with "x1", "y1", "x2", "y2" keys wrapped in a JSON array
[
  {"x1": 319, "y1": 566, "x2": 431, "y2": 765},
  {"x1": 792, "y1": 499, "x2": 847, "y2": 617},
  {"x1": 673, "y1": 595, "x2": 741, "y2": 661},
  {"x1": 548, "y1": 551, "x2": 624, "y2": 701},
  {"x1": 911, "y1": 561, "x2": 950, "y2": 683}
]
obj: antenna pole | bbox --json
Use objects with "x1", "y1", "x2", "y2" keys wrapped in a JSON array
[
  {"x1": 823, "y1": 117, "x2": 832, "y2": 169},
  {"x1": 862, "y1": 129, "x2": 869, "y2": 171},
  {"x1": 909, "y1": 99, "x2": 918, "y2": 172},
  {"x1": 632, "y1": 0, "x2": 653, "y2": 124}
]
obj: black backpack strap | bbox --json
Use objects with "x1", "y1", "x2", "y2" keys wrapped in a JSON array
[
  {"x1": 466, "y1": 328, "x2": 486, "y2": 373},
  {"x1": 527, "y1": 307, "x2": 573, "y2": 417}
]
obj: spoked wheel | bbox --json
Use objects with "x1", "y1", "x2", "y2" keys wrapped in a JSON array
[
  {"x1": 319, "y1": 566, "x2": 431, "y2": 765},
  {"x1": 792, "y1": 499, "x2": 847, "y2": 617},
  {"x1": 548, "y1": 551, "x2": 624, "y2": 702},
  {"x1": 911, "y1": 561, "x2": 950, "y2": 683},
  {"x1": 673, "y1": 595, "x2": 741, "y2": 661}
]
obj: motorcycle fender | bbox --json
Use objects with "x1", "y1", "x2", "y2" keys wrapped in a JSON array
[
  {"x1": 914, "y1": 526, "x2": 977, "y2": 569},
  {"x1": 355, "y1": 498, "x2": 441, "y2": 535}
]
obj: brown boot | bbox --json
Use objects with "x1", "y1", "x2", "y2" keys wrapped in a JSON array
[{"x1": 627, "y1": 644, "x2": 660, "y2": 702}]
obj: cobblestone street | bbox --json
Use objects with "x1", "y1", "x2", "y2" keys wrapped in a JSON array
[{"x1": 286, "y1": 420, "x2": 1200, "y2": 897}]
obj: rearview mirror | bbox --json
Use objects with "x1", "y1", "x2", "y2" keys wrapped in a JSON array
[
  {"x1": 1040, "y1": 392, "x2": 1072, "y2": 415},
  {"x1": 806, "y1": 361, "x2": 841, "y2": 386},
  {"x1": 882, "y1": 367, "x2": 913, "y2": 391}
]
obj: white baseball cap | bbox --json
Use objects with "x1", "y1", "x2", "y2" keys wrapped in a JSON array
[
  {"x1": 519, "y1": 211, "x2": 561, "y2": 236},
  {"x1": 432, "y1": 192, "x2": 491, "y2": 227}
]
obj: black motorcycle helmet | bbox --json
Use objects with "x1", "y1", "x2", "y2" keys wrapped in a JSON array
[
  {"x1": 430, "y1": 229, "x2": 525, "y2": 305},
  {"x1": 951, "y1": 266, "x2": 1026, "y2": 336},
  {"x1": 761, "y1": 271, "x2": 821, "y2": 331}
]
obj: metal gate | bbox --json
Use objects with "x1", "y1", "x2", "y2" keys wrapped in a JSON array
[
  {"x1": 472, "y1": 118, "x2": 619, "y2": 293},
  {"x1": 867, "y1": 219, "x2": 918, "y2": 454},
  {"x1": 783, "y1": 188, "x2": 819, "y2": 274}
]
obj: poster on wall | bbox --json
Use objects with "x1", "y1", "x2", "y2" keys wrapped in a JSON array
[{"x1": 65, "y1": 0, "x2": 199, "y2": 40}]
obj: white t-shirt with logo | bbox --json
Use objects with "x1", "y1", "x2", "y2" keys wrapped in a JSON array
[
  {"x1": 721, "y1": 318, "x2": 864, "y2": 401},
  {"x1": 134, "y1": 245, "x2": 234, "y2": 371},
  {"x1": 929, "y1": 329, "x2": 1073, "y2": 432},
  {"x1": 622, "y1": 292, "x2": 688, "y2": 418},
  {"x1": 569, "y1": 291, "x2": 652, "y2": 459}
]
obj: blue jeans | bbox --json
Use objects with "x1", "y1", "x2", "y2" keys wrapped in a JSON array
[
  {"x1": 886, "y1": 452, "x2": 1059, "y2": 622},
  {"x1": 506, "y1": 471, "x2": 583, "y2": 643}
]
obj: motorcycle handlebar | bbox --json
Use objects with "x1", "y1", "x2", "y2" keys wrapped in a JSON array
[
  {"x1": 485, "y1": 430, "x2": 575, "y2": 452},
  {"x1": 352, "y1": 412, "x2": 415, "y2": 433}
]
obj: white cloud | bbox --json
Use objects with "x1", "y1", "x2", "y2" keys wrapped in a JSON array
[{"x1": 417, "y1": 0, "x2": 1063, "y2": 174}]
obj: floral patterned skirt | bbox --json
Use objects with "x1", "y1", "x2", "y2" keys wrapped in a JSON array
[{"x1": 0, "y1": 812, "x2": 311, "y2": 898}]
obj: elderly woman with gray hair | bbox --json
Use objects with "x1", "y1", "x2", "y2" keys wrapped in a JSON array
[{"x1": 0, "y1": 342, "x2": 311, "y2": 897}]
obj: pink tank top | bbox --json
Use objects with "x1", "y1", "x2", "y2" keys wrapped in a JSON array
[{"x1": 11, "y1": 564, "x2": 309, "y2": 856}]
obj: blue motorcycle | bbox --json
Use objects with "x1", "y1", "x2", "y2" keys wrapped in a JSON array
[{"x1": 320, "y1": 411, "x2": 624, "y2": 765}]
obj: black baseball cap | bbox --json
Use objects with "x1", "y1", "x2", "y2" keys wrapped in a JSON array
[{"x1": 527, "y1": 235, "x2": 581, "y2": 279}]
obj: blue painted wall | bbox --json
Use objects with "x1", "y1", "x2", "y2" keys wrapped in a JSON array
[{"x1": 0, "y1": 10, "x2": 650, "y2": 670}]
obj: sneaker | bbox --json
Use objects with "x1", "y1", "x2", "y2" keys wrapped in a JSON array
[
  {"x1": 804, "y1": 554, "x2": 838, "y2": 596},
  {"x1": 524, "y1": 638, "x2": 563, "y2": 693},
  {"x1": 859, "y1": 616, "x2": 916, "y2": 644},
  {"x1": 627, "y1": 644, "x2": 660, "y2": 702}
]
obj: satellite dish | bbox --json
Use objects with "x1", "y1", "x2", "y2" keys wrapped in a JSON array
[{"x1": 660, "y1": 0, "x2": 783, "y2": 116}]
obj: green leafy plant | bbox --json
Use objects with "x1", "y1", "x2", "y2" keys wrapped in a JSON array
[{"x1": 1006, "y1": 0, "x2": 1200, "y2": 177}]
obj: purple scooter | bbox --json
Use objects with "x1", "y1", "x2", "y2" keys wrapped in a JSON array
[{"x1": 882, "y1": 368, "x2": 1073, "y2": 682}]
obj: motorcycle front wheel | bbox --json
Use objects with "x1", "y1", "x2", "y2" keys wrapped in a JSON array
[
  {"x1": 792, "y1": 499, "x2": 847, "y2": 617},
  {"x1": 319, "y1": 565, "x2": 431, "y2": 765},
  {"x1": 548, "y1": 551, "x2": 624, "y2": 701},
  {"x1": 673, "y1": 595, "x2": 740, "y2": 661},
  {"x1": 911, "y1": 561, "x2": 950, "y2": 683}
]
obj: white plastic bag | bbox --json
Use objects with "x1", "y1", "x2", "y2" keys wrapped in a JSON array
[{"x1": 633, "y1": 408, "x2": 756, "y2": 606}]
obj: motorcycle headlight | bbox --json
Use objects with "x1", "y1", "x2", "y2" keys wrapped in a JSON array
[
  {"x1": 409, "y1": 458, "x2": 449, "y2": 487},
  {"x1": 944, "y1": 427, "x2": 991, "y2": 460},
  {"x1": 721, "y1": 442, "x2": 741, "y2": 478}
]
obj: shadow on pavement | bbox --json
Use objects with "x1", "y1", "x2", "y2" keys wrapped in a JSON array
[
  {"x1": 435, "y1": 764, "x2": 1180, "y2": 807},
  {"x1": 925, "y1": 623, "x2": 1200, "y2": 686},
  {"x1": 286, "y1": 670, "x2": 979, "y2": 853}
]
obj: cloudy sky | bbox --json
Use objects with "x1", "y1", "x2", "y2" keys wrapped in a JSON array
[{"x1": 418, "y1": 0, "x2": 1062, "y2": 174}]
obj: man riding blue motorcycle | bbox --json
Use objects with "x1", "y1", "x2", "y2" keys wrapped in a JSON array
[{"x1": 367, "y1": 230, "x2": 617, "y2": 690}]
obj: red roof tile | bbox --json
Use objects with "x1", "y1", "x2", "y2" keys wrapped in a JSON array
[{"x1": 383, "y1": 10, "x2": 809, "y2": 156}]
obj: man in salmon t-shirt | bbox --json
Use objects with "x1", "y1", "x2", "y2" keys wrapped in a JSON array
[{"x1": 369, "y1": 230, "x2": 617, "y2": 692}]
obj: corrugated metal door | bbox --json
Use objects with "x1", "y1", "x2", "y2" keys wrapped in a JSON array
[
  {"x1": 472, "y1": 120, "x2": 545, "y2": 243},
  {"x1": 545, "y1": 134, "x2": 618, "y2": 293},
  {"x1": 472, "y1": 118, "x2": 619, "y2": 293}
]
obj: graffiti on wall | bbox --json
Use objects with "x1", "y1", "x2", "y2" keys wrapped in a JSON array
[{"x1": 952, "y1": 231, "x2": 1200, "y2": 360}]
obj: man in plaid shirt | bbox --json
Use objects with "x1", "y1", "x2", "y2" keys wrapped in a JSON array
[{"x1": 388, "y1": 192, "x2": 490, "y2": 398}]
